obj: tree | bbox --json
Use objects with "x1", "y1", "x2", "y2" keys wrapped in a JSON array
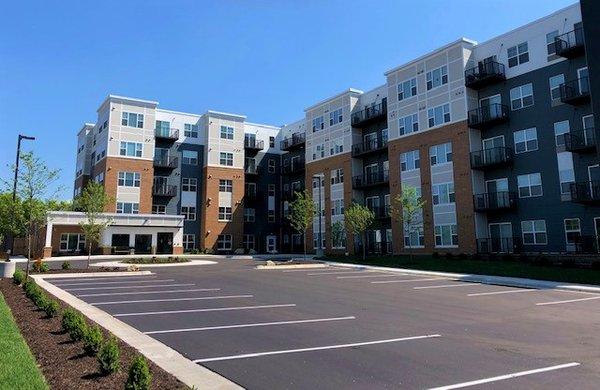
[
  {"x1": 344, "y1": 203, "x2": 374, "y2": 260},
  {"x1": 0, "y1": 193, "x2": 25, "y2": 252},
  {"x1": 390, "y1": 185, "x2": 426, "y2": 261},
  {"x1": 287, "y1": 190, "x2": 315, "y2": 260},
  {"x1": 331, "y1": 220, "x2": 346, "y2": 251},
  {"x1": 74, "y1": 181, "x2": 111, "y2": 268}
]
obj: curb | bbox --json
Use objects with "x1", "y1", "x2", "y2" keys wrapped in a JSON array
[
  {"x1": 91, "y1": 260, "x2": 218, "y2": 268},
  {"x1": 320, "y1": 260, "x2": 600, "y2": 294},
  {"x1": 256, "y1": 264, "x2": 327, "y2": 270},
  {"x1": 34, "y1": 271, "x2": 154, "y2": 279}
]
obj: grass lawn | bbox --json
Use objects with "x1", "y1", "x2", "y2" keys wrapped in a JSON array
[
  {"x1": 0, "y1": 292, "x2": 48, "y2": 390},
  {"x1": 325, "y1": 255, "x2": 600, "y2": 285}
]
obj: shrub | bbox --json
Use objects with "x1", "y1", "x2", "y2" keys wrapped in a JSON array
[
  {"x1": 533, "y1": 255, "x2": 551, "y2": 267},
  {"x1": 44, "y1": 300, "x2": 60, "y2": 318},
  {"x1": 24, "y1": 280, "x2": 41, "y2": 299},
  {"x1": 68, "y1": 313, "x2": 88, "y2": 342},
  {"x1": 501, "y1": 253, "x2": 515, "y2": 262},
  {"x1": 518, "y1": 254, "x2": 530, "y2": 263},
  {"x1": 444, "y1": 252, "x2": 454, "y2": 259},
  {"x1": 61, "y1": 261, "x2": 71, "y2": 270},
  {"x1": 458, "y1": 253, "x2": 468, "y2": 260},
  {"x1": 33, "y1": 292, "x2": 49, "y2": 309},
  {"x1": 432, "y1": 252, "x2": 440, "y2": 258},
  {"x1": 560, "y1": 258, "x2": 576, "y2": 268},
  {"x1": 470, "y1": 253, "x2": 482, "y2": 260},
  {"x1": 32, "y1": 261, "x2": 49, "y2": 273},
  {"x1": 83, "y1": 325, "x2": 104, "y2": 356},
  {"x1": 98, "y1": 336, "x2": 120, "y2": 375},
  {"x1": 13, "y1": 269, "x2": 25, "y2": 285},
  {"x1": 62, "y1": 308, "x2": 78, "y2": 332},
  {"x1": 125, "y1": 355, "x2": 152, "y2": 390}
]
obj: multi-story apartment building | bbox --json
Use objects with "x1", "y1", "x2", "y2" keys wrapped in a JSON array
[{"x1": 41, "y1": 1, "x2": 600, "y2": 258}]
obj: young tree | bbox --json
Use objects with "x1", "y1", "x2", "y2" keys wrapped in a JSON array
[
  {"x1": 390, "y1": 185, "x2": 426, "y2": 261},
  {"x1": 74, "y1": 181, "x2": 111, "y2": 268},
  {"x1": 0, "y1": 193, "x2": 25, "y2": 254},
  {"x1": 330, "y1": 220, "x2": 346, "y2": 252},
  {"x1": 344, "y1": 203, "x2": 374, "y2": 260},
  {"x1": 287, "y1": 190, "x2": 315, "y2": 260}
]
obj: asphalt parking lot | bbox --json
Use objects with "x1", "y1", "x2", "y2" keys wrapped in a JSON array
[{"x1": 46, "y1": 260, "x2": 600, "y2": 389}]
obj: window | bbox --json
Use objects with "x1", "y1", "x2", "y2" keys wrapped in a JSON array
[
  {"x1": 268, "y1": 159, "x2": 276, "y2": 173},
  {"x1": 245, "y1": 182, "x2": 256, "y2": 197},
  {"x1": 118, "y1": 172, "x2": 141, "y2": 187},
  {"x1": 96, "y1": 149, "x2": 106, "y2": 162},
  {"x1": 219, "y1": 179, "x2": 232, "y2": 192},
  {"x1": 268, "y1": 210, "x2": 275, "y2": 223},
  {"x1": 404, "y1": 225, "x2": 424, "y2": 248},
  {"x1": 183, "y1": 234, "x2": 195, "y2": 250},
  {"x1": 564, "y1": 219, "x2": 581, "y2": 248},
  {"x1": 312, "y1": 116, "x2": 324, "y2": 132},
  {"x1": 558, "y1": 153, "x2": 575, "y2": 195},
  {"x1": 400, "y1": 150, "x2": 420, "y2": 172},
  {"x1": 268, "y1": 184, "x2": 275, "y2": 197},
  {"x1": 507, "y1": 42, "x2": 529, "y2": 68},
  {"x1": 218, "y1": 207, "x2": 232, "y2": 221},
  {"x1": 312, "y1": 144, "x2": 325, "y2": 160},
  {"x1": 94, "y1": 172, "x2": 104, "y2": 184},
  {"x1": 184, "y1": 123, "x2": 199, "y2": 138},
  {"x1": 510, "y1": 84, "x2": 534, "y2": 110},
  {"x1": 517, "y1": 173, "x2": 542, "y2": 198},
  {"x1": 217, "y1": 234, "x2": 232, "y2": 250},
  {"x1": 521, "y1": 220, "x2": 547, "y2": 245},
  {"x1": 243, "y1": 234, "x2": 255, "y2": 250},
  {"x1": 269, "y1": 136, "x2": 275, "y2": 147},
  {"x1": 182, "y1": 150, "x2": 198, "y2": 165},
  {"x1": 429, "y1": 143, "x2": 452, "y2": 166},
  {"x1": 332, "y1": 225, "x2": 346, "y2": 249},
  {"x1": 427, "y1": 104, "x2": 450, "y2": 127},
  {"x1": 432, "y1": 182, "x2": 455, "y2": 205},
  {"x1": 59, "y1": 233, "x2": 86, "y2": 252},
  {"x1": 152, "y1": 205, "x2": 166, "y2": 214},
  {"x1": 119, "y1": 142, "x2": 142, "y2": 157},
  {"x1": 182, "y1": 178, "x2": 197, "y2": 192},
  {"x1": 121, "y1": 112, "x2": 144, "y2": 128},
  {"x1": 546, "y1": 31, "x2": 559, "y2": 56},
  {"x1": 329, "y1": 108, "x2": 343, "y2": 126},
  {"x1": 554, "y1": 121, "x2": 570, "y2": 147},
  {"x1": 219, "y1": 152, "x2": 233, "y2": 166},
  {"x1": 116, "y1": 202, "x2": 139, "y2": 214},
  {"x1": 331, "y1": 199, "x2": 344, "y2": 216},
  {"x1": 220, "y1": 126, "x2": 234, "y2": 140},
  {"x1": 434, "y1": 224, "x2": 458, "y2": 247},
  {"x1": 426, "y1": 65, "x2": 448, "y2": 90},
  {"x1": 244, "y1": 208, "x2": 255, "y2": 222},
  {"x1": 330, "y1": 139, "x2": 343, "y2": 155},
  {"x1": 399, "y1": 114, "x2": 419, "y2": 136},
  {"x1": 330, "y1": 168, "x2": 344, "y2": 185},
  {"x1": 181, "y1": 206, "x2": 196, "y2": 220},
  {"x1": 549, "y1": 74, "x2": 564, "y2": 101},
  {"x1": 513, "y1": 128, "x2": 538, "y2": 153},
  {"x1": 398, "y1": 77, "x2": 417, "y2": 100}
]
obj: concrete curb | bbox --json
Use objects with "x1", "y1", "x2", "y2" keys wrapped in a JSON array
[
  {"x1": 35, "y1": 271, "x2": 154, "y2": 279},
  {"x1": 92, "y1": 259, "x2": 218, "y2": 268},
  {"x1": 31, "y1": 274, "x2": 242, "y2": 389},
  {"x1": 256, "y1": 264, "x2": 328, "y2": 270},
  {"x1": 320, "y1": 260, "x2": 600, "y2": 294}
]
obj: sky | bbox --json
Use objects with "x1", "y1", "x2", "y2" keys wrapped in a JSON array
[{"x1": 0, "y1": 0, "x2": 576, "y2": 199}]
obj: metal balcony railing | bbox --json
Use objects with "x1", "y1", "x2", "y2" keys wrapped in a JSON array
[
  {"x1": 244, "y1": 137, "x2": 264, "y2": 151},
  {"x1": 464, "y1": 61, "x2": 506, "y2": 89},
  {"x1": 467, "y1": 104, "x2": 509, "y2": 130},
  {"x1": 154, "y1": 128, "x2": 179, "y2": 141},
  {"x1": 152, "y1": 184, "x2": 177, "y2": 197},
  {"x1": 476, "y1": 237, "x2": 522, "y2": 254},
  {"x1": 564, "y1": 128, "x2": 596, "y2": 153},
  {"x1": 245, "y1": 165, "x2": 259, "y2": 175},
  {"x1": 368, "y1": 205, "x2": 391, "y2": 219},
  {"x1": 554, "y1": 27, "x2": 585, "y2": 58},
  {"x1": 559, "y1": 77, "x2": 590, "y2": 105},
  {"x1": 153, "y1": 155, "x2": 178, "y2": 169},
  {"x1": 280, "y1": 133, "x2": 306, "y2": 151},
  {"x1": 352, "y1": 169, "x2": 389, "y2": 189},
  {"x1": 351, "y1": 102, "x2": 387, "y2": 127},
  {"x1": 570, "y1": 181, "x2": 600, "y2": 204},
  {"x1": 282, "y1": 158, "x2": 306, "y2": 175},
  {"x1": 470, "y1": 147, "x2": 513, "y2": 169},
  {"x1": 351, "y1": 138, "x2": 388, "y2": 157},
  {"x1": 473, "y1": 192, "x2": 517, "y2": 211}
]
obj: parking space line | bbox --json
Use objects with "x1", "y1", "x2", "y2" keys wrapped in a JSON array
[
  {"x1": 76, "y1": 288, "x2": 221, "y2": 297},
  {"x1": 306, "y1": 270, "x2": 380, "y2": 276},
  {"x1": 428, "y1": 362, "x2": 580, "y2": 389},
  {"x1": 49, "y1": 275, "x2": 156, "y2": 283},
  {"x1": 64, "y1": 283, "x2": 194, "y2": 291},
  {"x1": 193, "y1": 334, "x2": 441, "y2": 363},
  {"x1": 371, "y1": 278, "x2": 449, "y2": 284},
  {"x1": 92, "y1": 294, "x2": 253, "y2": 306},
  {"x1": 536, "y1": 296, "x2": 600, "y2": 306},
  {"x1": 336, "y1": 274, "x2": 405, "y2": 279},
  {"x1": 282, "y1": 268, "x2": 349, "y2": 273},
  {"x1": 114, "y1": 304, "x2": 297, "y2": 317},
  {"x1": 54, "y1": 279, "x2": 173, "y2": 287},
  {"x1": 467, "y1": 289, "x2": 538, "y2": 297},
  {"x1": 144, "y1": 316, "x2": 356, "y2": 335},
  {"x1": 413, "y1": 283, "x2": 480, "y2": 290}
]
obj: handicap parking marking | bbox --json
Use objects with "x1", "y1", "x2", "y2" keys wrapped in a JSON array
[
  {"x1": 114, "y1": 303, "x2": 297, "y2": 317},
  {"x1": 53, "y1": 279, "x2": 174, "y2": 287},
  {"x1": 76, "y1": 288, "x2": 221, "y2": 298},
  {"x1": 64, "y1": 283, "x2": 195, "y2": 291},
  {"x1": 536, "y1": 296, "x2": 600, "y2": 306},
  {"x1": 371, "y1": 277, "x2": 450, "y2": 284},
  {"x1": 92, "y1": 294, "x2": 254, "y2": 306}
]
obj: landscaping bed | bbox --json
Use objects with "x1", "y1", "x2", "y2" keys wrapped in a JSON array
[
  {"x1": 122, "y1": 257, "x2": 190, "y2": 264},
  {"x1": 0, "y1": 278, "x2": 186, "y2": 389}
]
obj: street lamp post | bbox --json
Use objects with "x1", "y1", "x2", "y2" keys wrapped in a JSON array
[{"x1": 313, "y1": 174, "x2": 324, "y2": 257}]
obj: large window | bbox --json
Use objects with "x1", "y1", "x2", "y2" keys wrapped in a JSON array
[
  {"x1": 398, "y1": 77, "x2": 417, "y2": 100},
  {"x1": 182, "y1": 178, "x2": 197, "y2": 192},
  {"x1": 312, "y1": 144, "x2": 325, "y2": 160},
  {"x1": 546, "y1": 31, "x2": 559, "y2": 56},
  {"x1": 404, "y1": 225, "x2": 424, "y2": 248},
  {"x1": 507, "y1": 42, "x2": 529, "y2": 68},
  {"x1": 331, "y1": 199, "x2": 344, "y2": 216},
  {"x1": 564, "y1": 218, "x2": 581, "y2": 248},
  {"x1": 116, "y1": 202, "x2": 139, "y2": 214},
  {"x1": 513, "y1": 128, "x2": 538, "y2": 153},
  {"x1": 244, "y1": 208, "x2": 255, "y2": 222},
  {"x1": 182, "y1": 150, "x2": 198, "y2": 165},
  {"x1": 399, "y1": 114, "x2": 419, "y2": 136},
  {"x1": 268, "y1": 159, "x2": 276, "y2": 173},
  {"x1": 312, "y1": 116, "x2": 324, "y2": 132},
  {"x1": 181, "y1": 206, "x2": 196, "y2": 220},
  {"x1": 184, "y1": 123, "x2": 199, "y2": 138},
  {"x1": 59, "y1": 233, "x2": 86, "y2": 252},
  {"x1": 243, "y1": 234, "x2": 255, "y2": 250},
  {"x1": 121, "y1": 112, "x2": 144, "y2": 128},
  {"x1": 329, "y1": 108, "x2": 343, "y2": 126},
  {"x1": 432, "y1": 182, "x2": 455, "y2": 205},
  {"x1": 331, "y1": 225, "x2": 346, "y2": 249},
  {"x1": 183, "y1": 234, "x2": 195, "y2": 250},
  {"x1": 521, "y1": 220, "x2": 547, "y2": 245},
  {"x1": 427, "y1": 104, "x2": 450, "y2": 128},
  {"x1": 217, "y1": 234, "x2": 233, "y2": 250},
  {"x1": 330, "y1": 168, "x2": 344, "y2": 185},
  {"x1": 220, "y1": 152, "x2": 233, "y2": 166},
  {"x1": 434, "y1": 224, "x2": 458, "y2": 247},
  {"x1": 118, "y1": 172, "x2": 141, "y2": 187},
  {"x1": 549, "y1": 74, "x2": 564, "y2": 101},
  {"x1": 429, "y1": 143, "x2": 452, "y2": 166},
  {"x1": 119, "y1": 142, "x2": 142, "y2": 157},
  {"x1": 510, "y1": 84, "x2": 534, "y2": 110},
  {"x1": 219, "y1": 179, "x2": 233, "y2": 192},
  {"x1": 554, "y1": 120, "x2": 570, "y2": 147},
  {"x1": 517, "y1": 173, "x2": 542, "y2": 198},
  {"x1": 218, "y1": 207, "x2": 232, "y2": 221},
  {"x1": 330, "y1": 139, "x2": 344, "y2": 156},
  {"x1": 400, "y1": 150, "x2": 420, "y2": 172},
  {"x1": 220, "y1": 126, "x2": 234, "y2": 140},
  {"x1": 426, "y1": 65, "x2": 448, "y2": 90}
]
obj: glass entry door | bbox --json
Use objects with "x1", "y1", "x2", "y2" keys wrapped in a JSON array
[{"x1": 489, "y1": 223, "x2": 512, "y2": 253}]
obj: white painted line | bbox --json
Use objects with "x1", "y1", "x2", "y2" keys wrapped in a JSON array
[
  {"x1": 193, "y1": 334, "x2": 441, "y2": 363},
  {"x1": 145, "y1": 316, "x2": 356, "y2": 335},
  {"x1": 282, "y1": 268, "x2": 349, "y2": 273},
  {"x1": 467, "y1": 289, "x2": 537, "y2": 297},
  {"x1": 428, "y1": 362, "x2": 581, "y2": 389},
  {"x1": 336, "y1": 274, "x2": 404, "y2": 279},
  {"x1": 93, "y1": 294, "x2": 253, "y2": 306},
  {"x1": 372, "y1": 277, "x2": 449, "y2": 284},
  {"x1": 414, "y1": 283, "x2": 480, "y2": 290},
  {"x1": 64, "y1": 283, "x2": 194, "y2": 291},
  {"x1": 114, "y1": 304, "x2": 297, "y2": 317},
  {"x1": 77, "y1": 288, "x2": 221, "y2": 298},
  {"x1": 50, "y1": 275, "x2": 155, "y2": 283},
  {"x1": 536, "y1": 296, "x2": 600, "y2": 306},
  {"x1": 306, "y1": 270, "x2": 380, "y2": 276},
  {"x1": 54, "y1": 279, "x2": 173, "y2": 287}
]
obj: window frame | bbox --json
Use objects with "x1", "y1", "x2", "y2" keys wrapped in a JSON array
[{"x1": 521, "y1": 220, "x2": 547, "y2": 245}]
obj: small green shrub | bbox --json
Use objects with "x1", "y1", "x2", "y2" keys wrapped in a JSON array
[
  {"x1": 44, "y1": 300, "x2": 60, "y2": 318},
  {"x1": 125, "y1": 355, "x2": 152, "y2": 390},
  {"x1": 533, "y1": 255, "x2": 551, "y2": 267},
  {"x1": 33, "y1": 292, "x2": 49, "y2": 309},
  {"x1": 61, "y1": 261, "x2": 71, "y2": 270},
  {"x1": 24, "y1": 280, "x2": 42, "y2": 300},
  {"x1": 32, "y1": 261, "x2": 49, "y2": 273},
  {"x1": 98, "y1": 336, "x2": 120, "y2": 375},
  {"x1": 13, "y1": 269, "x2": 25, "y2": 285},
  {"x1": 62, "y1": 308, "x2": 78, "y2": 332},
  {"x1": 83, "y1": 325, "x2": 104, "y2": 356},
  {"x1": 68, "y1": 313, "x2": 88, "y2": 342}
]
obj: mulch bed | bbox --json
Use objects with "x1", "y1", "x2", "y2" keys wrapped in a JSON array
[{"x1": 0, "y1": 279, "x2": 186, "y2": 389}]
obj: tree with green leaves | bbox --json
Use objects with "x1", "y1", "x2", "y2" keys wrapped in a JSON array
[
  {"x1": 331, "y1": 220, "x2": 346, "y2": 251},
  {"x1": 74, "y1": 181, "x2": 112, "y2": 268},
  {"x1": 344, "y1": 203, "x2": 374, "y2": 260},
  {"x1": 0, "y1": 193, "x2": 25, "y2": 252},
  {"x1": 390, "y1": 185, "x2": 426, "y2": 261},
  {"x1": 287, "y1": 190, "x2": 315, "y2": 260}
]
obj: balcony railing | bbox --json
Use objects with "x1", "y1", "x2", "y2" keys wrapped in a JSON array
[
  {"x1": 570, "y1": 181, "x2": 600, "y2": 204},
  {"x1": 355, "y1": 241, "x2": 393, "y2": 255},
  {"x1": 564, "y1": 128, "x2": 596, "y2": 153},
  {"x1": 245, "y1": 165, "x2": 259, "y2": 175},
  {"x1": 476, "y1": 237, "x2": 522, "y2": 254},
  {"x1": 464, "y1": 61, "x2": 506, "y2": 90},
  {"x1": 351, "y1": 139, "x2": 388, "y2": 157},
  {"x1": 368, "y1": 205, "x2": 391, "y2": 219},
  {"x1": 554, "y1": 27, "x2": 585, "y2": 59},
  {"x1": 351, "y1": 102, "x2": 387, "y2": 127},
  {"x1": 470, "y1": 147, "x2": 513, "y2": 169},
  {"x1": 283, "y1": 185, "x2": 305, "y2": 200},
  {"x1": 473, "y1": 192, "x2": 517, "y2": 211},
  {"x1": 467, "y1": 104, "x2": 509, "y2": 130},
  {"x1": 280, "y1": 133, "x2": 306, "y2": 151},
  {"x1": 352, "y1": 169, "x2": 389, "y2": 189},
  {"x1": 559, "y1": 77, "x2": 590, "y2": 105},
  {"x1": 152, "y1": 184, "x2": 177, "y2": 197},
  {"x1": 244, "y1": 137, "x2": 264, "y2": 152},
  {"x1": 153, "y1": 155, "x2": 178, "y2": 169},
  {"x1": 282, "y1": 158, "x2": 306, "y2": 175},
  {"x1": 154, "y1": 128, "x2": 179, "y2": 141}
]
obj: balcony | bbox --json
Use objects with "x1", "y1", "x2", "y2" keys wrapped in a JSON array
[
  {"x1": 564, "y1": 128, "x2": 596, "y2": 153},
  {"x1": 352, "y1": 139, "x2": 388, "y2": 158},
  {"x1": 369, "y1": 205, "x2": 391, "y2": 219},
  {"x1": 152, "y1": 184, "x2": 177, "y2": 197},
  {"x1": 355, "y1": 241, "x2": 393, "y2": 255},
  {"x1": 467, "y1": 104, "x2": 509, "y2": 130},
  {"x1": 352, "y1": 169, "x2": 389, "y2": 189},
  {"x1": 476, "y1": 237, "x2": 522, "y2": 254},
  {"x1": 153, "y1": 156, "x2": 178, "y2": 169},
  {"x1": 554, "y1": 27, "x2": 585, "y2": 59},
  {"x1": 570, "y1": 181, "x2": 600, "y2": 204},
  {"x1": 473, "y1": 192, "x2": 517, "y2": 212},
  {"x1": 470, "y1": 147, "x2": 513, "y2": 170},
  {"x1": 154, "y1": 128, "x2": 179, "y2": 142},
  {"x1": 351, "y1": 102, "x2": 387, "y2": 128},
  {"x1": 280, "y1": 133, "x2": 306, "y2": 151},
  {"x1": 244, "y1": 137, "x2": 264, "y2": 154},
  {"x1": 559, "y1": 77, "x2": 590, "y2": 105},
  {"x1": 245, "y1": 165, "x2": 259, "y2": 175},
  {"x1": 464, "y1": 61, "x2": 506, "y2": 90},
  {"x1": 282, "y1": 158, "x2": 305, "y2": 175},
  {"x1": 282, "y1": 185, "x2": 305, "y2": 200}
]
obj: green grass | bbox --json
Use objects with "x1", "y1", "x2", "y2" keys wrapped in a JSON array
[
  {"x1": 122, "y1": 256, "x2": 190, "y2": 264},
  {"x1": 0, "y1": 292, "x2": 48, "y2": 390},
  {"x1": 324, "y1": 255, "x2": 600, "y2": 285}
]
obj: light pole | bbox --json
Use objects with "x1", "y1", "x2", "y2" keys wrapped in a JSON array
[{"x1": 313, "y1": 174, "x2": 324, "y2": 257}]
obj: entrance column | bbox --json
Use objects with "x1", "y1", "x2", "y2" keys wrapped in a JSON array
[{"x1": 42, "y1": 223, "x2": 53, "y2": 258}]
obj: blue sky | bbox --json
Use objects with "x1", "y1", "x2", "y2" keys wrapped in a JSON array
[{"x1": 0, "y1": 0, "x2": 576, "y2": 199}]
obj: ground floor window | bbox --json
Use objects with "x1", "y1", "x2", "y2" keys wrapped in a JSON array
[
  {"x1": 404, "y1": 224, "x2": 424, "y2": 248},
  {"x1": 183, "y1": 234, "x2": 196, "y2": 250},
  {"x1": 217, "y1": 234, "x2": 232, "y2": 250},
  {"x1": 434, "y1": 224, "x2": 457, "y2": 247},
  {"x1": 116, "y1": 202, "x2": 139, "y2": 214},
  {"x1": 564, "y1": 218, "x2": 581, "y2": 249},
  {"x1": 243, "y1": 234, "x2": 255, "y2": 250},
  {"x1": 59, "y1": 233, "x2": 85, "y2": 252},
  {"x1": 521, "y1": 220, "x2": 547, "y2": 245}
]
